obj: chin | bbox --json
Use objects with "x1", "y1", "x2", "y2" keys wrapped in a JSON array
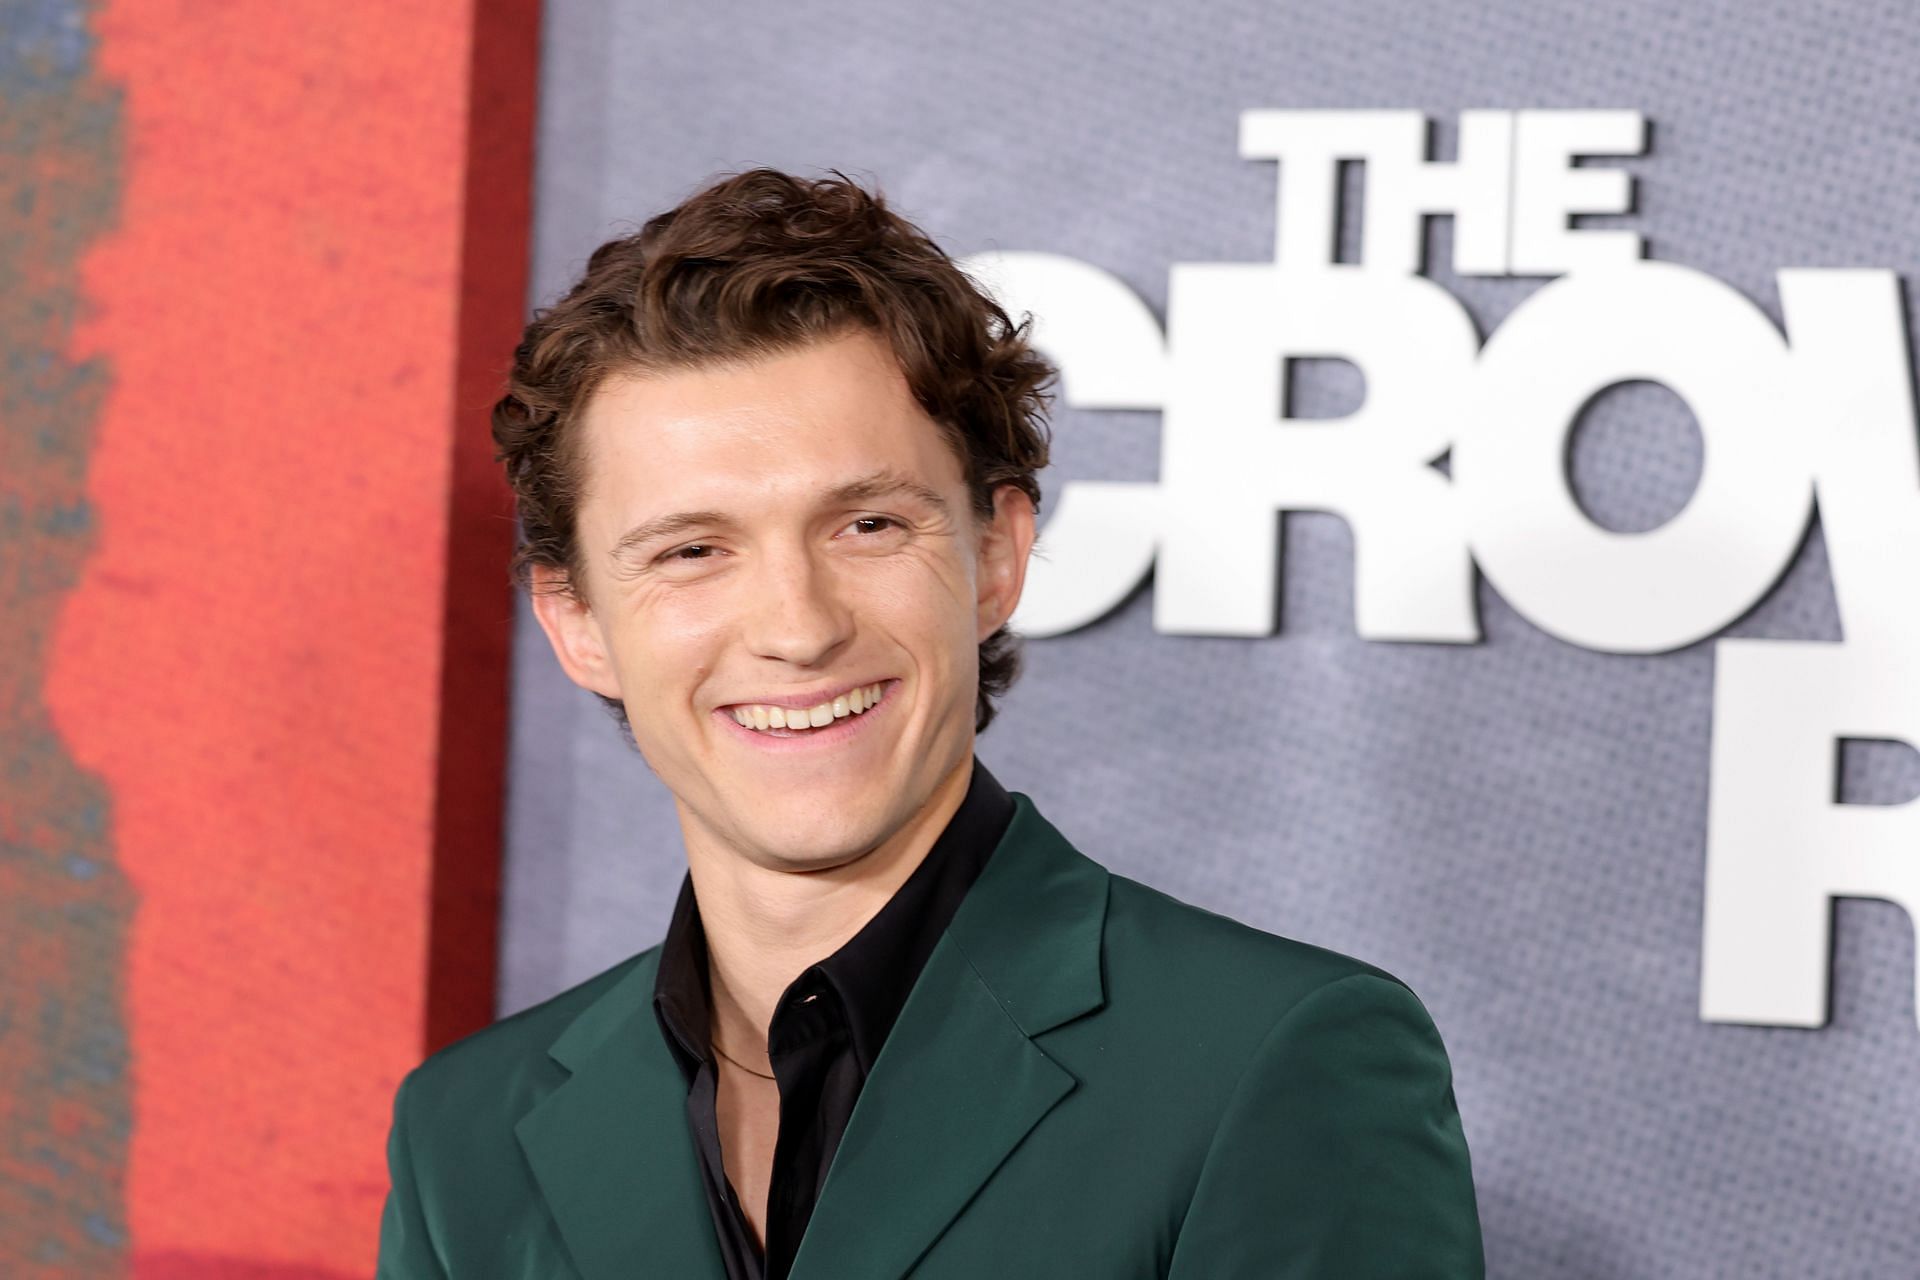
[{"x1": 733, "y1": 800, "x2": 892, "y2": 868}]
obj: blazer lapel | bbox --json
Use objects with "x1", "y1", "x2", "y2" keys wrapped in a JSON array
[
  {"x1": 789, "y1": 793, "x2": 1111, "y2": 1280},
  {"x1": 514, "y1": 949, "x2": 727, "y2": 1280}
]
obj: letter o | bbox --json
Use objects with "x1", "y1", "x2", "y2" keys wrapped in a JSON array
[{"x1": 1454, "y1": 261, "x2": 1812, "y2": 653}]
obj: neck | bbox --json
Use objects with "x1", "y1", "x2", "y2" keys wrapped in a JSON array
[{"x1": 681, "y1": 751, "x2": 975, "y2": 1061}]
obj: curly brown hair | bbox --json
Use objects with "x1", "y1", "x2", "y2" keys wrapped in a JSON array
[{"x1": 491, "y1": 168, "x2": 1055, "y2": 735}]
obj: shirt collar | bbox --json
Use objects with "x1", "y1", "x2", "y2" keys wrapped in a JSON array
[{"x1": 652, "y1": 756, "x2": 1016, "y2": 1079}]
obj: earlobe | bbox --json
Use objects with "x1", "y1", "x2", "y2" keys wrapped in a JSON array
[
  {"x1": 528, "y1": 565, "x2": 625, "y2": 701},
  {"x1": 977, "y1": 485, "x2": 1039, "y2": 641}
]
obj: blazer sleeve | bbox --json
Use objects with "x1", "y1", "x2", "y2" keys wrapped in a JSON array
[
  {"x1": 375, "y1": 1069, "x2": 451, "y2": 1280},
  {"x1": 1165, "y1": 972, "x2": 1485, "y2": 1279}
]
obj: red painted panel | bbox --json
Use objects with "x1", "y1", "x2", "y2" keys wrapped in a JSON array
[{"x1": 41, "y1": 0, "x2": 537, "y2": 1271}]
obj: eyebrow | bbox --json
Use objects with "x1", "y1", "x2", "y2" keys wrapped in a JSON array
[
  {"x1": 607, "y1": 467, "x2": 952, "y2": 563},
  {"x1": 831, "y1": 468, "x2": 953, "y2": 516},
  {"x1": 607, "y1": 509, "x2": 732, "y2": 563}
]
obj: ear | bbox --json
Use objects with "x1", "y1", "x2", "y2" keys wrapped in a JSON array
[
  {"x1": 975, "y1": 483, "x2": 1039, "y2": 641},
  {"x1": 528, "y1": 564, "x2": 626, "y2": 701}
]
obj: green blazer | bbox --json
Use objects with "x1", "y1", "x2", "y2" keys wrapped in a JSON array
[{"x1": 377, "y1": 792, "x2": 1484, "y2": 1278}]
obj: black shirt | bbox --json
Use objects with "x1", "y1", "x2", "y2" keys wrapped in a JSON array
[{"x1": 650, "y1": 757, "x2": 1016, "y2": 1280}]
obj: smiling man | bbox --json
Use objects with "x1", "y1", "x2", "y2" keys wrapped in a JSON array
[{"x1": 374, "y1": 170, "x2": 1484, "y2": 1279}]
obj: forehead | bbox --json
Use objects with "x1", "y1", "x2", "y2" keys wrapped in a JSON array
[{"x1": 575, "y1": 329, "x2": 962, "y2": 505}]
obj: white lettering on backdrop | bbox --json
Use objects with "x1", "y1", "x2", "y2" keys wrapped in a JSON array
[{"x1": 964, "y1": 109, "x2": 1920, "y2": 1030}]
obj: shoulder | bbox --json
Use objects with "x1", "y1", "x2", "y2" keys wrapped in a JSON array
[
  {"x1": 1096, "y1": 880, "x2": 1485, "y2": 1274},
  {"x1": 396, "y1": 945, "x2": 660, "y2": 1130},
  {"x1": 985, "y1": 791, "x2": 1445, "y2": 1066},
  {"x1": 1102, "y1": 868, "x2": 1407, "y2": 1009},
  {"x1": 1082, "y1": 867, "x2": 1453, "y2": 1084}
]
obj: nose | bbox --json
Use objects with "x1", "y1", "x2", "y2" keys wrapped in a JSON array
[{"x1": 740, "y1": 539, "x2": 854, "y2": 668}]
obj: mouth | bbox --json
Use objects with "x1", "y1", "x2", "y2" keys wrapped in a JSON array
[{"x1": 714, "y1": 679, "x2": 899, "y2": 749}]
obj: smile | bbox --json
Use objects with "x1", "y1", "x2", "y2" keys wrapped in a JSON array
[{"x1": 718, "y1": 680, "x2": 895, "y2": 741}]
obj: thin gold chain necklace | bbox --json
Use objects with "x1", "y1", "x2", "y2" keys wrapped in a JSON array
[{"x1": 711, "y1": 1040, "x2": 776, "y2": 1081}]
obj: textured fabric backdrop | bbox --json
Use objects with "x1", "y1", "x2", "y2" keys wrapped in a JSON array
[{"x1": 499, "y1": 2, "x2": 1920, "y2": 1273}]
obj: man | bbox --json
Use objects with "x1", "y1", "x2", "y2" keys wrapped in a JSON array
[{"x1": 376, "y1": 169, "x2": 1484, "y2": 1278}]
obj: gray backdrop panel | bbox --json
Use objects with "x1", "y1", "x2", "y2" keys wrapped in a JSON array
[{"x1": 500, "y1": 1, "x2": 1920, "y2": 1274}]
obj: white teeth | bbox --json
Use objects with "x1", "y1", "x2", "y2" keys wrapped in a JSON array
[{"x1": 729, "y1": 682, "x2": 887, "y2": 733}]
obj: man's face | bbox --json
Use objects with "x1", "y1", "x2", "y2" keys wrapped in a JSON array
[{"x1": 530, "y1": 328, "x2": 1035, "y2": 873}]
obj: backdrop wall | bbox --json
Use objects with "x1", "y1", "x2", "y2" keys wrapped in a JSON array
[{"x1": 501, "y1": 1, "x2": 1920, "y2": 1275}]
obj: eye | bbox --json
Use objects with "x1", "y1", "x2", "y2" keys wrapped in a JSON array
[
  {"x1": 844, "y1": 515, "x2": 900, "y2": 536},
  {"x1": 659, "y1": 543, "x2": 715, "y2": 562}
]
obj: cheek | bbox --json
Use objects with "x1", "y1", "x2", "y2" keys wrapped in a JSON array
[
  {"x1": 608, "y1": 592, "x2": 729, "y2": 693},
  {"x1": 853, "y1": 560, "x2": 970, "y2": 637}
]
